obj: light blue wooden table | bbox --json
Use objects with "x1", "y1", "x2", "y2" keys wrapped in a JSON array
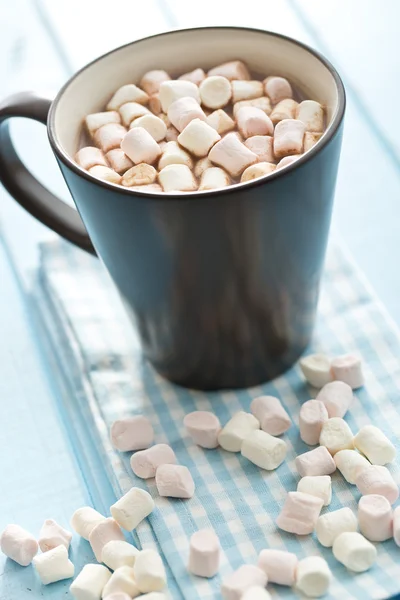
[{"x1": 1, "y1": 1, "x2": 400, "y2": 597}]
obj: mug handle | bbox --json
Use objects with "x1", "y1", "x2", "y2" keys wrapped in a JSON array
[{"x1": 0, "y1": 91, "x2": 95, "y2": 254}]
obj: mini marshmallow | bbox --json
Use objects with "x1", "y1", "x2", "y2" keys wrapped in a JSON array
[
  {"x1": 177, "y1": 119, "x2": 221, "y2": 157},
  {"x1": 393, "y1": 506, "x2": 400, "y2": 546},
  {"x1": 241, "y1": 429, "x2": 287, "y2": 470},
  {"x1": 233, "y1": 97, "x2": 272, "y2": 117},
  {"x1": 218, "y1": 411, "x2": 260, "y2": 452},
  {"x1": 33, "y1": 544, "x2": 74, "y2": 585},
  {"x1": 188, "y1": 528, "x2": 220, "y2": 578},
  {"x1": 295, "y1": 556, "x2": 332, "y2": 598},
  {"x1": 242, "y1": 588, "x2": 272, "y2": 600},
  {"x1": 358, "y1": 494, "x2": 393, "y2": 542},
  {"x1": 110, "y1": 416, "x2": 154, "y2": 452},
  {"x1": 209, "y1": 133, "x2": 258, "y2": 177},
  {"x1": 103, "y1": 594, "x2": 131, "y2": 600},
  {"x1": 106, "y1": 149, "x2": 133, "y2": 174},
  {"x1": 122, "y1": 164, "x2": 157, "y2": 187},
  {"x1": 199, "y1": 167, "x2": 231, "y2": 190},
  {"x1": 111, "y1": 487, "x2": 155, "y2": 531},
  {"x1": 89, "y1": 518, "x2": 125, "y2": 562},
  {"x1": 316, "y1": 380, "x2": 353, "y2": 418},
  {"x1": 158, "y1": 164, "x2": 197, "y2": 192},
  {"x1": 102, "y1": 540, "x2": 140, "y2": 570},
  {"x1": 270, "y1": 99, "x2": 298, "y2": 124},
  {"x1": 295, "y1": 446, "x2": 336, "y2": 477},
  {"x1": 237, "y1": 107, "x2": 274, "y2": 138},
  {"x1": 297, "y1": 475, "x2": 332, "y2": 506},
  {"x1": 130, "y1": 184, "x2": 163, "y2": 193},
  {"x1": 184, "y1": 411, "x2": 221, "y2": 449},
  {"x1": 131, "y1": 444, "x2": 177, "y2": 479},
  {"x1": 334, "y1": 449, "x2": 370, "y2": 484},
  {"x1": 276, "y1": 155, "x2": 301, "y2": 169},
  {"x1": 199, "y1": 76, "x2": 232, "y2": 109},
  {"x1": 156, "y1": 464, "x2": 195, "y2": 498},
  {"x1": 299, "y1": 400, "x2": 329, "y2": 445},
  {"x1": 107, "y1": 85, "x2": 149, "y2": 110},
  {"x1": 119, "y1": 102, "x2": 151, "y2": 127},
  {"x1": 121, "y1": 128, "x2": 161, "y2": 165},
  {"x1": 354, "y1": 425, "x2": 396, "y2": 465},
  {"x1": 206, "y1": 109, "x2": 235, "y2": 135},
  {"x1": 232, "y1": 80, "x2": 264, "y2": 103},
  {"x1": 71, "y1": 507, "x2": 106, "y2": 540},
  {"x1": 38, "y1": 518, "x2": 72, "y2": 552},
  {"x1": 102, "y1": 566, "x2": 140, "y2": 599},
  {"x1": 130, "y1": 114, "x2": 167, "y2": 142},
  {"x1": 70, "y1": 564, "x2": 112, "y2": 600},
  {"x1": 94, "y1": 124, "x2": 127, "y2": 153},
  {"x1": 296, "y1": 100, "x2": 324, "y2": 132},
  {"x1": 208, "y1": 60, "x2": 250, "y2": 81},
  {"x1": 332, "y1": 531, "x2": 377, "y2": 572},
  {"x1": 316, "y1": 507, "x2": 358, "y2": 547},
  {"x1": 86, "y1": 111, "x2": 121, "y2": 136},
  {"x1": 158, "y1": 141, "x2": 193, "y2": 170},
  {"x1": 276, "y1": 491, "x2": 323, "y2": 535},
  {"x1": 263, "y1": 76, "x2": 293, "y2": 105},
  {"x1": 167, "y1": 97, "x2": 206, "y2": 132},
  {"x1": 221, "y1": 565, "x2": 267, "y2": 600},
  {"x1": 140, "y1": 70, "x2": 171, "y2": 95},
  {"x1": 179, "y1": 68, "x2": 206, "y2": 86},
  {"x1": 299, "y1": 353, "x2": 333, "y2": 388},
  {"x1": 0, "y1": 524, "x2": 38, "y2": 566},
  {"x1": 194, "y1": 157, "x2": 213, "y2": 178},
  {"x1": 159, "y1": 80, "x2": 200, "y2": 112},
  {"x1": 273, "y1": 119, "x2": 305, "y2": 158},
  {"x1": 355, "y1": 464, "x2": 399, "y2": 505},
  {"x1": 244, "y1": 136, "x2": 274, "y2": 163},
  {"x1": 257, "y1": 549, "x2": 298, "y2": 586},
  {"x1": 319, "y1": 417, "x2": 354, "y2": 455},
  {"x1": 149, "y1": 94, "x2": 162, "y2": 114},
  {"x1": 331, "y1": 354, "x2": 364, "y2": 389},
  {"x1": 89, "y1": 166, "x2": 121, "y2": 184},
  {"x1": 304, "y1": 131, "x2": 323, "y2": 152},
  {"x1": 76, "y1": 147, "x2": 108, "y2": 170},
  {"x1": 250, "y1": 396, "x2": 291, "y2": 436},
  {"x1": 165, "y1": 126, "x2": 179, "y2": 141},
  {"x1": 133, "y1": 549, "x2": 166, "y2": 592}
]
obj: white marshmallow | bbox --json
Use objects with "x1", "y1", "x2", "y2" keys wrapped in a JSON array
[
  {"x1": 295, "y1": 556, "x2": 332, "y2": 598},
  {"x1": 159, "y1": 80, "x2": 200, "y2": 112},
  {"x1": 257, "y1": 549, "x2": 298, "y2": 586},
  {"x1": 393, "y1": 506, "x2": 400, "y2": 546},
  {"x1": 136, "y1": 595, "x2": 167, "y2": 600},
  {"x1": 89, "y1": 518, "x2": 125, "y2": 562},
  {"x1": 194, "y1": 157, "x2": 213, "y2": 179},
  {"x1": 358, "y1": 494, "x2": 393, "y2": 542},
  {"x1": 354, "y1": 425, "x2": 396, "y2": 465},
  {"x1": 241, "y1": 163, "x2": 276, "y2": 183},
  {"x1": 119, "y1": 102, "x2": 151, "y2": 127},
  {"x1": 316, "y1": 380, "x2": 353, "y2": 418},
  {"x1": 331, "y1": 354, "x2": 364, "y2": 389},
  {"x1": 299, "y1": 399, "x2": 329, "y2": 445},
  {"x1": 199, "y1": 76, "x2": 232, "y2": 109},
  {"x1": 208, "y1": 61, "x2": 251, "y2": 81},
  {"x1": 71, "y1": 507, "x2": 106, "y2": 541},
  {"x1": 276, "y1": 155, "x2": 301, "y2": 169},
  {"x1": 158, "y1": 141, "x2": 193, "y2": 170},
  {"x1": 107, "y1": 85, "x2": 149, "y2": 110},
  {"x1": 270, "y1": 99, "x2": 298, "y2": 124},
  {"x1": 0, "y1": 524, "x2": 38, "y2": 566},
  {"x1": 184, "y1": 411, "x2": 221, "y2": 448},
  {"x1": 319, "y1": 417, "x2": 354, "y2": 455},
  {"x1": 296, "y1": 100, "x2": 324, "y2": 132},
  {"x1": 156, "y1": 464, "x2": 195, "y2": 498},
  {"x1": 158, "y1": 164, "x2": 197, "y2": 193},
  {"x1": 188, "y1": 528, "x2": 220, "y2": 578},
  {"x1": 221, "y1": 565, "x2": 267, "y2": 600},
  {"x1": 177, "y1": 118, "x2": 221, "y2": 157},
  {"x1": 167, "y1": 97, "x2": 206, "y2": 132},
  {"x1": 130, "y1": 114, "x2": 167, "y2": 142},
  {"x1": 140, "y1": 70, "x2": 171, "y2": 96},
  {"x1": 76, "y1": 147, "x2": 108, "y2": 170},
  {"x1": 233, "y1": 97, "x2": 272, "y2": 117},
  {"x1": 242, "y1": 588, "x2": 272, "y2": 600},
  {"x1": 299, "y1": 353, "x2": 332, "y2": 388},
  {"x1": 102, "y1": 566, "x2": 140, "y2": 598},
  {"x1": 316, "y1": 507, "x2": 358, "y2": 547},
  {"x1": 209, "y1": 133, "x2": 257, "y2": 178},
  {"x1": 165, "y1": 126, "x2": 179, "y2": 141},
  {"x1": 297, "y1": 475, "x2": 332, "y2": 506},
  {"x1": 106, "y1": 149, "x2": 133, "y2": 174},
  {"x1": 103, "y1": 594, "x2": 131, "y2": 600},
  {"x1": 70, "y1": 564, "x2": 112, "y2": 600},
  {"x1": 199, "y1": 167, "x2": 231, "y2": 190},
  {"x1": 179, "y1": 68, "x2": 206, "y2": 86},
  {"x1": 86, "y1": 111, "x2": 121, "y2": 136},
  {"x1": 111, "y1": 488, "x2": 155, "y2": 531},
  {"x1": 101, "y1": 540, "x2": 140, "y2": 570},
  {"x1": 295, "y1": 446, "x2": 336, "y2": 477},
  {"x1": 276, "y1": 491, "x2": 323, "y2": 535},
  {"x1": 121, "y1": 128, "x2": 161, "y2": 165},
  {"x1": 250, "y1": 396, "x2": 291, "y2": 436},
  {"x1": 33, "y1": 544, "x2": 74, "y2": 585},
  {"x1": 88, "y1": 166, "x2": 121, "y2": 185},
  {"x1": 334, "y1": 449, "x2": 371, "y2": 484},
  {"x1": 332, "y1": 531, "x2": 377, "y2": 572},
  {"x1": 38, "y1": 518, "x2": 72, "y2": 552},
  {"x1": 110, "y1": 416, "x2": 154, "y2": 452},
  {"x1": 241, "y1": 429, "x2": 287, "y2": 470},
  {"x1": 237, "y1": 107, "x2": 273, "y2": 138},
  {"x1": 273, "y1": 119, "x2": 305, "y2": 158},
  {"x1": 131, "y1": 444, "x2": 177, "y2": 479},
  {"x1": 206, "y1": 109, "x2": 235, "y2": 135},
  {"x1": 263, "y1": 76, "x2": 293, "y2": 104},
  {"x1": 122, "y1": 164, "x2": 157, "y2": 187},
  {"x1": 133, "y1": 549, "x2": 166, "y2": 593},
  {"x1": 355, "y1": 464, "x2": 399, "y2": 505},
  {"x1": 94, "y1": 124, "x2": 127, "y2": 153},
  {"x1": 244, "y1": 136, "x2": 274, "y2": 163},
  {"x1": 218, "y1": 411, "x2": 260, "y2": 452},
  {"x1": 130, "y1": 184, "x2": 163, "y2": 193},
  {"x1": 304, "y1": 131, "x2": 323, "y2": 152},
  {"x1": 231, "y1": 80, "x2": 264, "y2": 103}
]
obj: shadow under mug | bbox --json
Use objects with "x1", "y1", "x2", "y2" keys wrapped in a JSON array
[{"x1": 0, "y1": 27, "x2": 345, "y2": 390}]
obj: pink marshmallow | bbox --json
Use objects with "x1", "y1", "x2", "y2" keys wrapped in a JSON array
[
  {"x1": 316, "y1": 381, "x2": 353, "y2": 418},
  {"x1": 0, "y1": 524, "x2": 38, "y2": 566},
  {"x1": 139, "y1": 70, "x2": 171, "y2": 95},
  {"x1": 237, "y1": 107, "x2": 274, "y2": 138},
  {"x1": 121, "y1": 128, "x2": 161, "y2": 165},
  {"x1": 295, "y1": 446, "x2": 336, "y2": 477},
  {"x1": 244, "y1": 136, "x2": 274, "y2": 163},
  {"x1": 184, "y1": 411, "x2": 221, "y2": 449},
  {"x1": 167, "y1": 97, "x2": 207, "y2": 132},
  {"x1": 188, "y1": 529, "x2": 220, "y2": 578},
  {"x1": 250, "y1": 396, "x2": 291, "y2": 436},
  {"x1": 257, "y1": 549, "x2": 298, "y2": 586},
  {"x1": 331, "y1": 354, "x2": 364, "y2": 389},
  {"x1": 355, "y1": 465, "x2": 399, "y2": 505},
  {"x1": 38, "y1": 519, "x2": 72, "y2": 552},
  {"x1": 156, "y1": 464, "x2": 195, "y2": 499},
  {"x1": 393, "y1": 506, "x2": 400, "y2": 546},
  {"x1": 209, "y1": 132, "x2": 257, "y2": 177},
  {"x1": 276, "y1": 491, "x2": 323, "y2": 535},
  {"x1": 93, "y1": 123, "x2": 127, "y2": 153},
  {"x1": 110, "y1": 416, "x2": 154, "y2": 452},
  {"x1": 358, "y1": 494, "x2": 393, "y2": 542},
  {"x1": 130, "y1": 444, "x2": 177, "y2": 479},
  {"x1": 221, "y1": 565, "x2": 267, "y2": 600},
  {"x1": 273, "y1": 119, "x2": 305, "y2": 158},
  {"x1": 89, "y1": 518, "x2": 124, "y2": 562},
  {"x1": 263, "y1": 76, "x2": 293, "y2": 105},
  {"x1": 299, "y1": 399, "x2": 329, "y2": 445}
]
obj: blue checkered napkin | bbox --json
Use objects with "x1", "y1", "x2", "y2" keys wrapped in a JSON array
[{"x1": 36, "y1": 240, "x2": 400, "y2": 600}]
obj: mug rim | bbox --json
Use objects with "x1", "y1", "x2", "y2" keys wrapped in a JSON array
[{"x1": 48, "y1": 25, "x2": 346, "y2": 200}]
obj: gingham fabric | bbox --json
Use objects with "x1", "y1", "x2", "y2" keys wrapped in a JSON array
[{"x1": 36, "y1": 239, "x2": 400, "y2": 600}]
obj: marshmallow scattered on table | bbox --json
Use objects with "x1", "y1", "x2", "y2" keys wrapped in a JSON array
[
  {"x1": 295, "y1": 445, "x2": 336, "y2": 477},
  {"x1": 107, "y1": 84, "x2": 149, "y2": 110},
  {"x1": 355, "y1": 464, "x2": 399, "y2": 505},
  {"x1": 242, "y1": 588, "x2": 272, "y2": 600},
  {"x1": 257, "y1": 549, "x2": 298, "y2": 586},
  {"x1": 167, "y1": 96, "x2": 206, "y2": 132},
  {"x1": 206, "y1": 109, "x2": 235, "y2": 135},
  {"x1": 244, "y1": 136, "x2": 274, "y2": 163},
  {"x1": 179, "y1": 68, "x2": 206, "y2": 85},
  {"x1": 71, "y1": 507, "x2": 106, "y2": 541},
  {"x1": 89, "y1": 518, "x2": 125, "y2": 562},
  {"x1": 297, "y1": 475, "x2": 332, "y2": 506},
  {"x1": 121, "y1": 128, "x2": 161, "y2": 165},
  {"x1": 33, "y1": 545, "x2": 74, "y2": 585},
  {"x1": 231, "y1": 80, "x2": 264, "y2": 103},
  {"x1": 199, "y1": 76, "x2": 232, "y2": 109},
  {"x1": 86, "y1": 111, "x2": 121, "y2": 136},
  {"x1": 264, "y1": 76, "x2": 293, "y2": 104},
  {"x1": 188, "y1": 528, "x2": 220, "y2": 577},
  {"x1": 250, "y1": 395, "x2": 291, "y2": 436},
  {"x1": 218, "y1": 411, "x2": 260, "y2": 452},
  {"x1": 76, "y1": 147, "x2": 108, "y2": 170},
  {"x1": 316, "y1": 507, "x2": 358, "y2": 547},
  {"x1": 319, "y1": 417, "x2": 354, "y2": 455},
  {"x1": 111, "y1": 487, "x2": 155, "y2": 531},
  {"x1": 233, "y1": 97, "x2": 272, "y2": 117},
  {"x1": 208, "y1": 60, "x2": 251, "y2": 81},
  {"x1": 316, "y1": 380, "x2": 353, "y2": 418},
  {"x1": 199, "y1": 166, "x2": 231, "y2": 190},
  {"x1": 131, "y1": 443, "x2": 177, "y2": 479},
  {"x1": 241, "y1": 162, "x2": 276, "y2": 183},
  {"x1": 209, "y1": 132, "x2": 257, "y2": 178},
  {"x1": 158, "y1": 164, "x2": 197, "y2": 192},
  {"x1": 102, "y1": 566, "x2": 140, "y2": 598},
  {"x1": 177, "y1": 118, "x2": 221, "y2": 157},
  {"x1": 140, "y1": 70, "x2": 171, "y2": 95},
  {"x1": 158, "y1": 141, "x2": 193, "y2": 170},
  {"x1": 88, "y1": 166, "x2": 121, "y2": 184},
  {"x1": 38, "y1": 518, "x2": 72, "y2": 552},
  {"x1": 119, "y1": 102, "x2": 150, "y2": 127},
  {"x1": 273, "y1": 119, "x2": 305, "y2": 158},
  {"x1": 334, "y1": 449, "x2": 370, "y2": 484},
  {"x1": 94, "y1": 124, "x2": 127, "y2": 153},
  {"x1": 332, "y1": 531, "x2": 377, "y2": 572},
  {"x1": 130, "y1": 114, "x2": 167, "y2": 142},
  {"x1": 237, "y1": 107, "x2": 274, "y2": 138},
  {"x1": 276, "y1": 491, "x2": 323, "y2": 535},
  {"x1": 156, "y1": 464, "x2": 195, "y2": 498},
  {"x1": 331, "y1": 354, "x2": 364, "y2": 389},
  {"x1": 221, "y1": 564, "x2": 267, "y2": 600},
  {"x1": 304, "y1": 131, "x2": 323, "y2": 152},
  {"x1": 159, "y1": 80, "x2": 200, "y2": 112},
  {"x1": 122, "y1": 164, "x2": 157, "y2": 187},
  {"x1": 241, "y1": 429, "x2": 287, "y2": 470},
  {"x1": 0, "y1": 524, "x2": 38, "y2": 566},
  {"x1": 393, "y1": 506, "x2": 400, "y2": 546},
  {"x1": 105, "y1": 149, "x2": 133, "y2": 174},
  {"x1": 70, "y1": 564, "x2": 111, "y2": 600},
  {"x1": 184, "y1": 411, "x2": 221, "y2": 448},
  {"x1": 299, "y1": 353, "x2": 332, "y2": 388},
  {"x1": 299, "y1": 400, "x2": 329, "y2": 445},
  {"x1": 295, "y1": 556, "x2": 332, "y2": 598},
  {"x1": 354, "y1": 424, "x2": 396, "y2": 465},
  {"x1": 110, "y1": 416, "x2": 154, "y2": 452},
  {"x1": 101, "y1": 540, "x2": 140, "y2": 570},
  {"x1": 133, "y1": 549, "x2": 167, "y2": 593},
  {"x1": 270, "y1": 99, "x2": 298, "y2": 124},
  {"x1": 358, "y1": 494, "x2": 393, "y2": 542},
  {"x1": 296, "y1": 100, "x2": 324, "y2": 132}
]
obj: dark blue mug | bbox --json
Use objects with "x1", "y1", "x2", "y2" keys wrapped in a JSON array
[{"x1": 0, "y1": 27, "x2": 345, "y2": 390}]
